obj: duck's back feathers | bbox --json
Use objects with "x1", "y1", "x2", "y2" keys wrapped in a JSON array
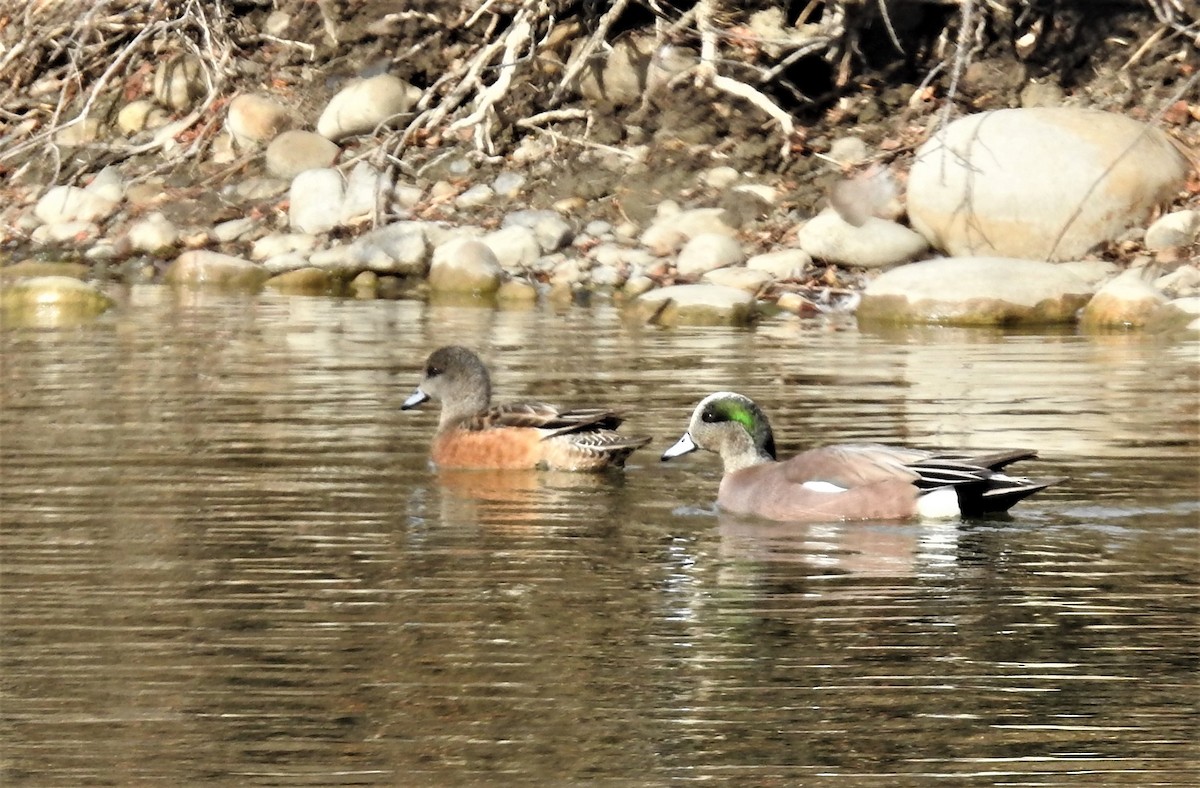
[
  {"x1": 460, "y1": 402, "x2": 626, "y2": 435},
  {"x1": 773, "y1": 444, "x2": 1062, "y2": 518}
]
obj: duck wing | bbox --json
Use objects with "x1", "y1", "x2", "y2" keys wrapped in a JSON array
[
  {"x1": 779, "y1": 444, "x2": 927, "y2": 488},
  {"x1": 463, "y1": 402, "x2": 625, "y2": 434},
  {"x1": 779, "y1": 444, "x2": 1062, "y2": 514}
]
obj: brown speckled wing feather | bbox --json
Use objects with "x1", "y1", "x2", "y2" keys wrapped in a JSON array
[{"x1": 462, "y1": 402, "x2": 625, "y2": 434}]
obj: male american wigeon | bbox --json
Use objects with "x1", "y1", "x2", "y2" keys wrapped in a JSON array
[
  {"x1": 662, "y1": 392, "x2": 1063, "y2": 522},
  {"x1": 402, "y1": 345, "x2": 651, "y2": 471}
]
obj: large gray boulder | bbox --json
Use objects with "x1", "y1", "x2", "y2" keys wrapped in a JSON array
[
  {"x1": 857, "y1": 257, "x2": 1095, "y2": 326},
  {"x1": 907, "y1": 108, "x2": 1188, "y2": 261},
  {"x1": 630, "y1": 283, "x2": 757, "y2": 326}
]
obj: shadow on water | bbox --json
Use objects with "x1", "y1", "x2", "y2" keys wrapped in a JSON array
[{"x1": 1, "y1": 288, "x2": 1197, "y2": 785}]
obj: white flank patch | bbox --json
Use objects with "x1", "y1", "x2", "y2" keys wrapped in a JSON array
[
  {"x1": 802, "y1": 480, "x2": 847, "y2": 494},
  {"x1": 917, "y1": 487, "x2": 961, "y2": 519}
]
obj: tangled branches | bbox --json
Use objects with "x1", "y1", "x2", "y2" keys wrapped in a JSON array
[
  {"x1": 0, "y1": 0, "x2": 233, "y2": 183},
  {"x1": 0, "y1": 0, "x2": 1193, "y2": 190}
]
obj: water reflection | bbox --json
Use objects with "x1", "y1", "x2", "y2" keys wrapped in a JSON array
[
  {"x1": 716, "y1": 515, "x2": 961, "y2": 578},
  {"x1": 1, "y1": 290, "x2": 1197, "y2": 785}
]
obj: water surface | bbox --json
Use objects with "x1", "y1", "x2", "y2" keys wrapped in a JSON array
[{"x1": 2, "y1": 288, "x2": 1197, "y2": 785}]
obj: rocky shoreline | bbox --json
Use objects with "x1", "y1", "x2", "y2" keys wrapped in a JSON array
[{"x1": 1, "y1": 2, "x2": 1197, "y2": 332}]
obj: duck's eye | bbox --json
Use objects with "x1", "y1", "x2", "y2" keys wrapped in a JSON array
[
  {"x1": 426, "y1": 365, "x2": 443, "y2": 377},
  {"x1": 701, "y1": 408, "x2": 719, "y2": 423}
]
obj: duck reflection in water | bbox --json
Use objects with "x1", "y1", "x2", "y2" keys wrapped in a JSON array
[
  {"x1": 715, "y1": 513, "x2": 960, "y2": 579},
  {"x1": 431, "y1": 468, "x2": 620, "y2": 529}
]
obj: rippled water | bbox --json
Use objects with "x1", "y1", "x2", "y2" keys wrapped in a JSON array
[{"x1": 2, "y1": 287, "x2": 1197, "y2": 785}]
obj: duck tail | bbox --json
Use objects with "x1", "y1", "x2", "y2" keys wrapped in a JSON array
[
  {"x1": 960, "y1": 475, "x2": 1067, "y2": 515},
  {"x1": 908, "y1": 450, "x2": 1064, "y2": 515}
]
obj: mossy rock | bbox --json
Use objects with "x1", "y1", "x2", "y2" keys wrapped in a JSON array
[{"x1": 1, "y1": 276, "x2": 114, "y2": 327}]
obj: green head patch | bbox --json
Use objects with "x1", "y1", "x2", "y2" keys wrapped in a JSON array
[{"x1": 700, "y1": 395, "x2": 777, "y2": 459}]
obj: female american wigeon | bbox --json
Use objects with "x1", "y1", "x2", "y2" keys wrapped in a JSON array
[
  {"x1": 402, "y1": 346, "x2": 651, "y2": 471},
  {"x1": 662, "y1": 392, "x2": 1062, "y2": 522}
]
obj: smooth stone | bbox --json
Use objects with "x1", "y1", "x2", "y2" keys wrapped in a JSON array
[
  {"x1": 307, "y1": 244, "x2": 360, "y2": 275},
  {"x1": 482, "y1": 225, "x2": 542, "y2": 271},
  {"x1": 797, "y1": 207, "x2": 929, "y2": 269},
  {"x1": 623, "y1": 275, "x2": 656, "y2": 297},
  {"x1": 265, "y1": 130, "x2": 340, "y2": 180},
  {"x1": 164, "y1": 251, "x2": 269, "y2": 292},
  {"x1": 84, "y1": 167, "x2": 125, "y2": 204},
  {"x1": 350, "y1": 222, "x2": 430, "y2": 276},
  {"x1": 251, "y1": 233, "x2": 318, "y2": 261},
  {"x1": 429, "y1": 181, "x2": 457, "y2": 201},
  {"x1": 1019, "y1": 80, "x2": 1065, "y2": 108},
  {"x1": 1144, "y1": 210, "x2": 1199, "y2": 251},
  {"x1": 340, "y1": 161, "x2": 386, "y2": 226},
  {"x1": 54, "y1": 117, "x2": 102, "y2": 146},
  {"x1": 828, "y1": 135, "x2": 869, "y2": 166},
  {"x1": 576, "y1": 34, "x2": 653, "y2": 107},
  {"x1": 455, "y1": 184, "x2": 495, "y2": 209},
  {"x1": 34, "y1": 186, "x2": 118, "y2": 225},
  {"x1": 733, "y1": 183, "x2": 778, "y2": 205},
  {"x1": 493, "y1": 172, "x2": 526, "y2": 197},
  {"x1": 702, "y1": 267, "x2": 772, "y2": 293},
  {"x1": 0, "y1": 261, "x2": 89, "y2": 281},
  {"x1": 289, "y1": 168, "x2": 344, "y2": 234},
  {"x1": 589, "y1": 264, "x2": 628, "y2": 289},
  {"x1": 264, "y1": 267, "x2": 339, "y2": 296},
  {"x1": 701, "y1": 166, "x2": 740, "y2": 189},
  {"x1": 84, "y1": 242, "x2": 120, "y2": 263},
  {"x1": 857, "y1": 257, "x2": 1095, "y2": 326},
  {"x1": 427, "y1": 238, "x2": 503, "y2": 294},
  {"x1": 226, "y1": 93, "x2": 292, "y2": 146},
  {"x1": 640, "y1": 208, "x2": 737, "y2": 255},
  {"x1": 496, "y1": 278, "x2": 539, "y2": 302},
  {"x1": 393, "y1": 183, "x2": 423, "y2": 209},
  {"x1": 746, "y1": 249, "x2": 811, "y2": 279},
  {"x1": 592, "y1": 244, "x2": 655, "y2": 272},
  {"x1": 262, "y1": 252, "x2": 311, "y2": 275},
  {"x1": 1079, "y1": 268, "x2": 1167, "y2": 328},
  {"x1": 126, "y1": 212, "x2": 179, "y2": 253},
  {"x1": 908, "y1": 108, "x2": 1188, "y2": 260},
  {"x1": 511, "y1": 136, "x2": 553, "y2": 165},
  {"x1": 153, "y1": 55, "x2": 203, "y2": 110},
  {"x1": 122, "y1": 182, "x2": 166, "y2": 211},
  {"x1": 265, "y1": 10, "x2": 290, "y2": 36},
  {"x1": 228, "y1": 177, "x2": 288, "y2": 202},
  {"x1": 30, "y1": 221, "x2": 101, "y2": 245},
  {"x1": 584, "y1": 220, "x2": 614, "y2": 237},
  {"x1": 828, "y1": 168, "x2": 903, "y2": 225},
  {"x1": 1155, "y1": 264, "x2": 1200, "y2": 297},
  {"x1": 1058, "y1": 260, "x2": 1121, "y2": 287},
  {"x1": 350, "y1": 270, "x2": 378, "y2": 299},
  {"x1": 502, "y1": 209, "x2": 574, "y2": 253},
  {"x1": 656, "y1": 200, "x2": 682, "y2": 219},
  {"x1": 317, "y1": 74, "x2": 420, "y2": 141},
  {"x1": 631, "y1": 283, "x2": 757, "y2": 326},
  {"x1": 117, "y1": 99, "x2": 157, "y2": 135},
  {"x1": 1144, "y1": 296, "x2": 1200, "y2": 333},
  {"x1": 0, "y1": 276, "x2": 114, "y2": 327},
  {"x1": 212, "y1": 217, "x2": 260, "y2": 244},
  {"x1": 549, "y1": 258, "x2": 589, "y2": 287},
  {"x1": 676, "y1": 233, "x2": 745, "y2": 277}
]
